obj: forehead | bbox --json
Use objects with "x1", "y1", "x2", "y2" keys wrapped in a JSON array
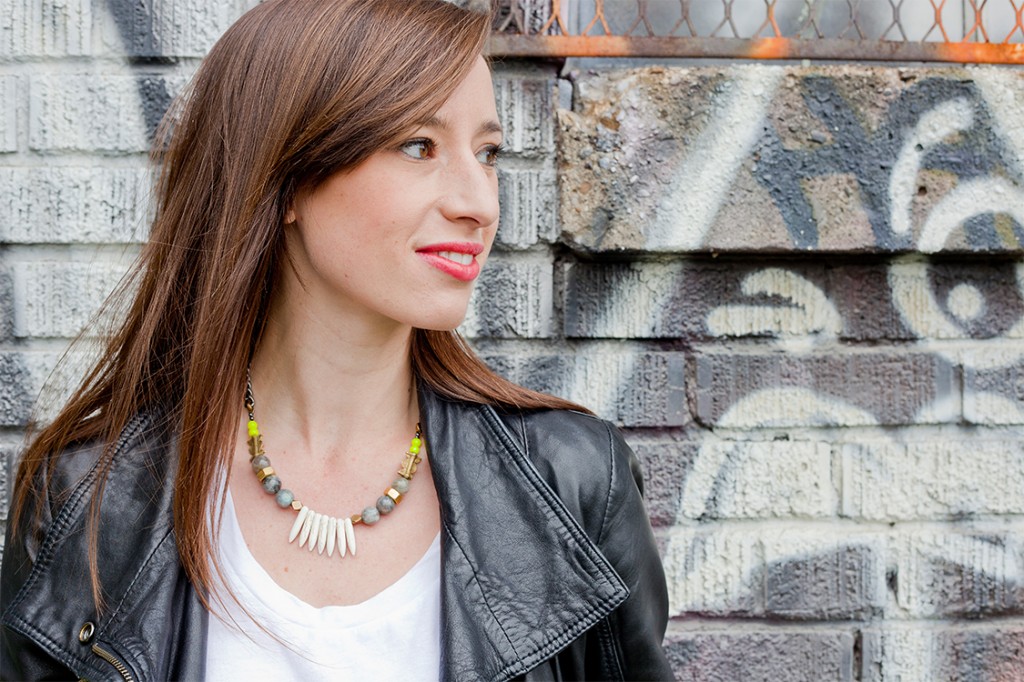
[{"x1": 429, "y1": 57, "x2": 499, "y2": 126}]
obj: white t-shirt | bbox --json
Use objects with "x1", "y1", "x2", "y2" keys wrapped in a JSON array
[{"x1": 205, "y1": 489, "x2": 442, "y2": 681}]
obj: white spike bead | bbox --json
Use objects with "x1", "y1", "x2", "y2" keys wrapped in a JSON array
[
  {"x1": 289, "y1": 506, "x2": 309, "y2": 543},
  {"x1": 298, "y1": 507, "x2": 315, "y2": 548},
  {"x1": 309, "y1": 513, "x2": 323, "y2": 552},
  {"x1": 337, "y1": 518, "x2": 347, "y2": 558},
  {"x1": 326, "y1": 517, "x2": 337, "y2": 557},
  {"x1": 344, "y1": 517, "x2": 356, "y2": 557},
  {"x1": 317, "y1": 515, "x2": 329, "y2": 554}
]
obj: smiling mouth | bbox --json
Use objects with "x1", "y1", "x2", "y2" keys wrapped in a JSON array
[{"x1": 436, "y1": 250, "x2": 475, "y2": 266}]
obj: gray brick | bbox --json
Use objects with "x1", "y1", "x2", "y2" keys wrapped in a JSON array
[
  {"x1": 0, "y1": 0, "x2": 91, "y2": 57},
  {"x1": 0, "y1": 442, "x2": 18, "y2": 522},
  {"x1": 493, "y1": 76, "x2": 556, "y2": 158},
  {"x1": 842, "y1": 440, "x2": 1024, "y2": 520},
  {"x1": 0, "y1": 76, "x2": 18, "y2": 153},
  {"x1": 862, "y1": 625, "x2": 1024, "y2": 681},
  {"x1": 694, "y1": 352, "x2": 957, "y2": 427},
  {"x1": 0, "y1": 350, "x2": 89, "y2": 426},
  {"x1": 763, "y1": 540, "x2": 883, "y2": 619},
  {"x1": 0, "y1": 266, "x2": 14, "y2": 342},
  {"x1": 629, "y1": 440, "x2": 700, "y2": 527},
  {"x1": 463, "y1": 257, "x2": 552, "y2": 339},
  {"x1": 665, "y1": 629, "x2": 855, "y2": 682},
  {"x1": 0, "y1": 352, "x2": 35, "y2": 426},
  {"x1": 11, "y1": 260, "x2": 133, "y2": 338},
  {"x1": 483, "y1": 351, "x2": 687, "y2": 427},
  {"x1": 891, "y1": 526, "x2": 1024, "y2": 618},
  {"x1": 496, "y1": 166, "x2": 557, "y2": 248},
  {"x1": 29, "y1": 74, "x2": 186, "y2": 153},
  {"x1": 98, "y1": 0, "x2": 258, "y2": 58},
  {"x1": 964, "y1": 353, "x2": 1024, "y2": 425},
  {"x1": 0, "y1": 167, "x2": 150, "y2": 243}
]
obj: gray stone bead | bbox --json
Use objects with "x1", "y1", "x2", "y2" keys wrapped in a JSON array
[
  {"x1": 261, "y1": 475, "x2": 281, "y2": 494},
  {"x1": 361, "y1": 506, "x2": 381, "y2": 525},
  {"x1": 376, "y1": 495, "x2": 396, "y2": 514},
  {"x1": 251, "y1": 455, "x2": 270, "y2": 471},
  {"x1": 392, "y1": 477, "x2": 410, "y2": 494},
  {"x1": 275, "y1": 488, "x2": 294, "y2": 508}
]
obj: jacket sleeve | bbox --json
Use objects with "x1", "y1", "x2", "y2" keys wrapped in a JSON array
[
  {"x1": 590, "y1": 421, "x2": 674, "y2": 681},
  {"x1": 1, "y1": 468, "x2": 77, "y2": 680}
]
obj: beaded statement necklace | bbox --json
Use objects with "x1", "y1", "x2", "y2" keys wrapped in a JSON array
[{"x1": 244, "y1": 376, "x2": 423, "y2": 559}]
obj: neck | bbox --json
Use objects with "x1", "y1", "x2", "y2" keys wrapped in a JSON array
[{"x1": 249, "y1": 287, "x2": 419, "y2": 462}]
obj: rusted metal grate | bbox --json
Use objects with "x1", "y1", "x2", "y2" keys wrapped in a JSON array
[{"x1": 489, "y1": 0, "x2": 1024, "y2": 63}]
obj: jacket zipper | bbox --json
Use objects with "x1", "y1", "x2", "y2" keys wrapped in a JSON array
[{"x1": 91, "y1": 643, "x2": 136, "y2": 682}]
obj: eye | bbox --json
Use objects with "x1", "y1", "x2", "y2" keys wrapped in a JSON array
[
  {"x1": 477, "y1": 143, "x2": 506, "y2": 168},
  {"x1": 399, "y1": 138, "x2": 434, "y2": 160}
]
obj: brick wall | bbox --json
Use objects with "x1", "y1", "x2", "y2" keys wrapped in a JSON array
[{"x1": 2, "y1": 2, "x2": 1023, "y2": 680}]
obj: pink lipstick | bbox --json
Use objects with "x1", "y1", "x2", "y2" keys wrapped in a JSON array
[{"x1": 416, "y1": 242, "x2": 484, "y2": 282}]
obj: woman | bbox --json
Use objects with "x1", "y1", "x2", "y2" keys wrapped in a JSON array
[{"x1": 1, "y1": 0, "x2": 672, "y2": 679}]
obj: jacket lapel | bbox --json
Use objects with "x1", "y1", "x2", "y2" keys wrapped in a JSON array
[{"x1": 418, "y1": 387, "x2": 629, "y2": 682}]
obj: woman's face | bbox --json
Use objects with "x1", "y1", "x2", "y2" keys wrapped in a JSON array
[{"x1": 283, "y1": 56, "x2": 501, "y2": 332}]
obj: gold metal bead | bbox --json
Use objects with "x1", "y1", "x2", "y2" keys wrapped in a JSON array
[
  {"x1": 290, "y1": 500, "x2": 302, "y2": 511},
  {"x1": 350, "y1": 513, "x2": 362, "y2": 524},
  {"x1": 256, "y1": 466, "x2": 275, "y2": 482},
  {"x1": 386, "y1": 488, "x2": 402, "y2": 503}
]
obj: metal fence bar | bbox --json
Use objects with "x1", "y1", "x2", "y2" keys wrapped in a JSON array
[{"x1": 488, "y1": 0, "x2": 1024, "y2": 63}]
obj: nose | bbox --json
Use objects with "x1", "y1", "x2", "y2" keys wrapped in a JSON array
[{"x1": 438, "y1": 153, "x2": 500, "y2": 229}]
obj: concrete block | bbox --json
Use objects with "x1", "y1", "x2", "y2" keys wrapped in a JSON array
[
  {"x1": 29, "y1": 73, "x2": 186, "y2": 153},
  {"x1": 11, "y1": 260, "x2": 134, "y2": 338},
  {"x1": 0, "y1": 442, "x2": 18, "y2": 522},
  {"x1": 842, "y1": 439, "x2": 1024, "y2": 520},
  {"x1": 666, "y1": 629, "x2": 855, "y2": 682},
  {"x1": 98, "y1": 0, "x2": 258, "y2": 58},
  {"x1": 482, "y1": 351, "x2": 687, "y2": 427},
  {"x1": 0, "y1": 267, "x2": 14, "y2": 342},
  {"x1": 694, "y1": 351, "x2": 957, "y2": 427},
  {"x1": 496, "y1": 166, "x2": 557, "y2": 248},
  {"x1": 462, "y1": 256, "x2": 552, "y2": 339},
  {"x1": 493, "y1": 76, "x2": 556, "y2": 158},
  {"x1": 0, "y1": 0, "x2": 90, "y2": 57},
  {"x1": 678, "y1": 439, "x2": 835, "y2": 520},
  {"x1": 559, "y1": 65, "x2": 1024, "y2": 254},
  {"x1": 0, "y1": 167, "x2": 151, "y2": 243},
  {"x1": 891, "y1": 526, "x2": 1024, "y2": 618},
  {"x1": 0, "y1": 76, "x2": 18, "y2": 153},
  {"x1": 964, "y1": 354, "x2": 1024, "y2": 425},
  {"x1": 862, "y1": 625, "x2": 1024, "y2": 682}
]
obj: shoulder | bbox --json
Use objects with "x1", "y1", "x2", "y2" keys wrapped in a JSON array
[{"x1": 494, "y1": 407, "x2": 642, "y2": 540}]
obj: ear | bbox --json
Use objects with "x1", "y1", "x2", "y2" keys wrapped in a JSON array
[{"x1": 284, "y1": 207, "x2": 296, "y2": 225}]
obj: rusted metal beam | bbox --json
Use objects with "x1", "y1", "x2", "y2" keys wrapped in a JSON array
[{"x1": 486, "y1": 35, "x2": 1024, "y2": 65}]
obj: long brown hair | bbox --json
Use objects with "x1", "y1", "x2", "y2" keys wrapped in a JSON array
[{"x1": 12, "y1": 0, "x2": 585, "y2": 611}]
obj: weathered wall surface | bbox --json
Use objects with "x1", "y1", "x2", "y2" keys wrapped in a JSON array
[{"x1": 2, "y1": 3, "x2": 1023, "y2": 681}]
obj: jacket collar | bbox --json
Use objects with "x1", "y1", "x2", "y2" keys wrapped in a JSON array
[{"x1": 418, "y1": 386, "x2": 628, "y2": 682}]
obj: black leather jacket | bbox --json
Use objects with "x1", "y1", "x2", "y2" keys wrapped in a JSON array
[{"x1": 2, "y1": 386, "x2": 672, "y2": 681}]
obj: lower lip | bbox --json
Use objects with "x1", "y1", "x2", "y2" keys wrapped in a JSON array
[{"x1": 416, "y1": 252, "x2": 481, "y2": 282}]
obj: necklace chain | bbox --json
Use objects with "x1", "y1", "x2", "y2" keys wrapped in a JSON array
[{"x1": 244, "y1": 373, "x2": 422, "y2": 560}]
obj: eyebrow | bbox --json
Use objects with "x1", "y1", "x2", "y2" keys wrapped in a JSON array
[{"x1": 423, "y1": 115, "x2": 503, "y2": 137}]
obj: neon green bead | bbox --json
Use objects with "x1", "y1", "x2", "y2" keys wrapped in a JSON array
[
  {"x1": 411, "y1": 438, "x2": 422, "y2": 448},
  {"x1": 409, "y1": 445, "x2": 420, "y2": 454},
  {"x1": 247, "y1": 420, "x2": 259, "y2": 437}
]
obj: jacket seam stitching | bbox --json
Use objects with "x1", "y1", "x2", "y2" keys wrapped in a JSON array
[
  {"x1": 598, "y1": 616, "x2": 625, "y2": 680},
  {"x1": 103, "y1": 526, "x2": 175, "y2": 632},
  {"x1": 595, "y1": 420, "x2": 616, "y2": 547}
]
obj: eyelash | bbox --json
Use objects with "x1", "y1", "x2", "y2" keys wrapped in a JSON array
[{"x1": 398, "y1": 138, "x2": 506, "y2": 168}]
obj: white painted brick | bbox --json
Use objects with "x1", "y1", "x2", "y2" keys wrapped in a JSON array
[
  {"x1": 97, "y1": 0, "x2": 259, "y2": 58},
  {"x1": 496, "y1": 166, "x2": 557, "y2": 248},
  {"x1": 29, "y1": 73, "x2": 186, "y2": 153},
  {"x1": 891, "y1": 526, "x2": 1024, "y2": 618},
  {"x1": 842, "y1": 440, "x2": 1024, "y2": 520},
  {"x1": 862, "y1": 624, "x2": 1024, "y2": 682},
  {"x1": 680, "y1": 440, "x2": 835, "y2": 519},
  {"x1": 0, "y1": 167, "x2": 151, "y2": 243},
  {"x1": 662, "y1": 528, "x2": 761, "y2": 616},
  {"x1": 11, "y1": 260, "x2": 134, "y2": 338},
  {"x1": 0, "y1": 76, "x2": 18, "y2": 153},
  {"x1": 494, "y1": 77, "x2": 555, "y2": 156},
  {"x1": 0, "y1": 0, "x2": 91, "y2": 58}
]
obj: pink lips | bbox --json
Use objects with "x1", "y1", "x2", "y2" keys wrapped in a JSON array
[{"x1": 416, "y1": 242, "x2": 485, "y2": 282}]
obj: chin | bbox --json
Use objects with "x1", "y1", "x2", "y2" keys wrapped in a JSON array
[{"x1": 409, "y1": 306, "x2": 472, "y2": 332}]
